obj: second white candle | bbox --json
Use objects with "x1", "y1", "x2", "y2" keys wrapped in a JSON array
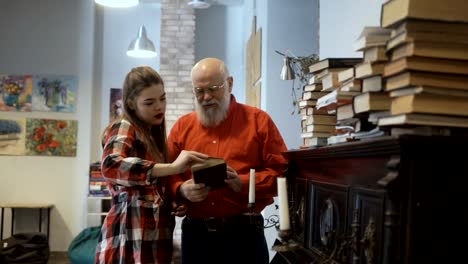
[
  {"x1": 277, "y1": 177, "x2": 290, "y2": 230},
  {"x1": 249, "y1": 169, "x2": 255, "y2": 203}
]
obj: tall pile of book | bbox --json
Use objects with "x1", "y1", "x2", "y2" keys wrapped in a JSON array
[
  {"x1": 376, "y1": 0, "x2": 468, "y2": 134},
  {"x1": 299, "y1": 71, "x2": 334, "y2": 147},
  {"x1": 300, "y1": 58, "x2": 361, "y2": 147},
  {"x1": 330, "y1": 26, "x2": 393, "y2": 143},
  {"x1": 310, "y1": 25, "x2": 408, "y2": 145},
  {"x1": 353, "y1": 26, "x2": 392, "y2": 123},
  {"x1": 89, "y1": 161, "x2": 110, "y2": 197},
  {"x1": 299, "y1": 0, "x2": 468, "y2": 147}
]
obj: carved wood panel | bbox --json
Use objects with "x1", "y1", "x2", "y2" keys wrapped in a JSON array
[
  {"x1": 349, "y1": 188, "x2": 385, "y2": 264},
  {"x1": 291, "y1": 178, "x2": 308, "y2": 246},
  {"x1": 309, "y1": 181, "x2": 348, "y2": 254}
]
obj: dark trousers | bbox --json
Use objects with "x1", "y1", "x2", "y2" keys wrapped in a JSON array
[{"x1": 181, "y1": 214, "x2": 269, "y2": 264}]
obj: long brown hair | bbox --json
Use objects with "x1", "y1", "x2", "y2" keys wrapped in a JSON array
[{"x1": 120, "y1": 66, "x2": 168, "y2": 162}]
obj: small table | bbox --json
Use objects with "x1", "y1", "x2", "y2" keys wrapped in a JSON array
[{"x1": 0, "y1": 203, "x2": 54, "y2": 240}]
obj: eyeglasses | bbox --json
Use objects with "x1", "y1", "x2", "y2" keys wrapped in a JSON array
[{"x1": 193, "y1": 81, "x2": 226, "y2": 97}]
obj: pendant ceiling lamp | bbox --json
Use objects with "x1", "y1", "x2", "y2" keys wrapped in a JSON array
[
  {"x1": 188, "y1": 0, "x2": 211, "y2": 9},
  {"x1": 127, "y1": 25, "x2": 157, "y2": 58},
  {"x1": 95, "y1": 0, "x2": 138, "y2": 8}
]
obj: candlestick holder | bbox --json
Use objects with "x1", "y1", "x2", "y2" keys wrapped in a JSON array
[
  {"x1": 247, "y1": 202, "x2": 255, "y2": 214},
  {"x1": 243, "y1": 202, "x2": 265, "y2": 229},
  {"x1": 243, "y1": 203, "x2": 259, "y2": 218},
  {"x1": 272, "y1": 229, "x2": 299, "y2": 252}
]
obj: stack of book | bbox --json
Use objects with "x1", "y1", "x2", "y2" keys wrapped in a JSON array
[
  {"x1": 376, "y1": 0, "x2": 468, "y2": 133},
  {"x1": 301, "y1": 58, "x2": 361, "y2": 146},
  {"x1": 299, "y1": 58, "x2": 361, "y2": 147},
  {"x1": 299, "y1": 0, "x2": 468, "y2": 145},
  {"x1": 344, "y1": 26, "x2": 393, "y2": 137},
  {"x1": 318, "y1": 16, "x2": 409, "y2": 144},
  {"x1": 89, "y1": 161, "x2": 110, "y2": 197}
]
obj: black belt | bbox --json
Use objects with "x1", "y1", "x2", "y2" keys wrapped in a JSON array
[{"x1": 185, "y1": 214, "x2": 264, "y2": 232}]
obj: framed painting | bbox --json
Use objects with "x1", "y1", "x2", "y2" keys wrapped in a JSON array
[
  {"x1": 0, "y1": 118, "x2": 26, "y2": 155},
  {"x1": 246, "y1": 17, "x2": 262, "y2": 108},
  {"x1": 31, "y1": 75, "x2": 78, "y2": 112},
  {"x1": 25, "y1": 118, "x2": 78, "y2": 156},
  {"x1": 0, "y1": 75, "x2": 33, "y2": 112}
]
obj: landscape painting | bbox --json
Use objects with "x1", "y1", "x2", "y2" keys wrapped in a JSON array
[
  {"x1": 0, "y1": 118, "x2": 26, "y2": 155},
  {"x1": 31, "y1": 75, "x2": 78, "y2": 112},
  {"x1": 25, "y1": 118, "x2": 78, "y2": 156}
]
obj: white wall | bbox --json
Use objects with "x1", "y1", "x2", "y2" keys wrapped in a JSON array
[
  {"x1": 96, "y1": 3, "x2": 161, "y2": 160},
  {"x1": 0, "y1": 0, "x2": 94, "y2": 251},
  {"x1": 0, "y1": 0, "x2": 161, "y2": 251},
  {"x1": 262, "y1": 0, "x2": 319, "y2": 150},
  {"x1": 195, "y1": 5, "x2": 246, "y2": 104},
  {"x1": 319, "y1": 0, "x2": 387, "y2": 58}
]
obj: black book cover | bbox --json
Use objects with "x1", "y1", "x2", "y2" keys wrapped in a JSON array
[
  {"x1": 309, "y1": 58, "x2": 362, "y2": 74},
  {"x1": 191, "y1": 157, "x2": 227, "y2": 190}
]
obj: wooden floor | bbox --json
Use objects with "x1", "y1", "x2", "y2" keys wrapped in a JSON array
[
  {"x1": 48, "y1": 246, "x2": 181, "y2": 264},
  {"x1": 48, "y1": 252, "x2": 70, "y2": 264}
]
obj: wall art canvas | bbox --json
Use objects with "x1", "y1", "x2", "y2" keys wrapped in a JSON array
[
  {"x1": 109, "y1": 88, "x2": 123, "y2": 123},
  {"x1": 246, "y1": 17, "x2": 262, "y2": 108},
  {"x1": 0, "y1": 118, "x2": 26, "y2": 155},
  {"x1": 31, "y1": 75, "x2": 78, "y2": 112},
  {"x1": 0, "y1": 75, "x2": 33, "y2": 112},
  {"x1": 25, "y1": 118, "x2": 78, "y2": 156}
]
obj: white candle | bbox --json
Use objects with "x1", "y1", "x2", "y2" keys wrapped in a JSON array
[
  {"x1": 277, "y1": 177, "x2": 290, "y2": 230},
  {"x1": 249, "y1": 169, "x2": 255, "y2": 203}
]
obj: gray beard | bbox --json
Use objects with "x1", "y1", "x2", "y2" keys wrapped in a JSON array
[{"x1": 195, "y1": 92, "x2": 230, "y2": 127}]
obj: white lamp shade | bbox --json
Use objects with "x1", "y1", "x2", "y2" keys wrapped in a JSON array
[
  {"x1": 95, "y1": 0, "x2": 138, "y2": 8},
  {"x1": 127, "y1": 25, "x2": 157, "y2": 58},
  {"x1": 188, "y1": 0, "x2": 211, "y2": 9}
]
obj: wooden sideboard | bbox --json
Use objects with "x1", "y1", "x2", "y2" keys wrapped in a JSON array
[{"x1": 277, "y1": 135, "x2": 467, "y2": 264}]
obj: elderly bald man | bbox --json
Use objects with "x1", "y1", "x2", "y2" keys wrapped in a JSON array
[{"x1": 168, "y1": 57, "x2": 288, "y2": 264}]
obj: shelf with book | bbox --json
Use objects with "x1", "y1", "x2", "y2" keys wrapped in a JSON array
[{"x1": 87, "y1": 162, "x2": 111, "y2": 226}]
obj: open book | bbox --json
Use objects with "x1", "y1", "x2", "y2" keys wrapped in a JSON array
[{"x1": 191, "y1": 157, "x2": 227, "y2": 190}]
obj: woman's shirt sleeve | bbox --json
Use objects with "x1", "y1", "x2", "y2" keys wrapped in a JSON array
[{"x1": 101, "y1": 120, "x2": 156, "y2": 186}]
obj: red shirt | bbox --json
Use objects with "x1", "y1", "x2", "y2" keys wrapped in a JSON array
[{"x1": 168, "y1": 96, "x2": 288, "y2": 218}]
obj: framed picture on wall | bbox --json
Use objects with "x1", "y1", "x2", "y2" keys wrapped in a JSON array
[
  {"x1": 109, "y1": 88, "x2": 123, "y2": 123},
  {"x1": 0, "y1": 118, "x2": 27, "y2": 155},
  {"x1": 0, "y1": 75, "x2": 33, "y2": 112},
  {"x1": 25, "y1": 118, "x2": 78, "y2": 157},
  {"x1": 31, "y1": 74, "x2": 78, "y2": 112}
]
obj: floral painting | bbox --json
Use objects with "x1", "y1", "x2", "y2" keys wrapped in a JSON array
[
  {"x1": 0, "y1": 75, "x2": 33, "y2": 112},
  {"x1": 31, "y1": 75, "x2": 78, "y2": 112},
  {"x1": 0, "y1": 118, "x2": 26, "y2": 155},
  {"x1": 109, "y1": 88, "x2": 123, "y2": 123},
  {"x1": 25, "y1": 118, "x2": 78, "y2": 156}
]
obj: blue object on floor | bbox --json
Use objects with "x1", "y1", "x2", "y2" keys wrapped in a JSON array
[{"x1": 68, "y1": 226, "x2": 101, "y2": 264}]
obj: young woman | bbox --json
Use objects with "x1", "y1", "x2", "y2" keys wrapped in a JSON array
[{"x1": 95, "y1": 66, "x2": 207, "y2": 264}]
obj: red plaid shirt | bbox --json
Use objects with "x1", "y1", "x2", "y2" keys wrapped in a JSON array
[{"x1": 95, "y1": 120, "x2": 174, "y2": 264}]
